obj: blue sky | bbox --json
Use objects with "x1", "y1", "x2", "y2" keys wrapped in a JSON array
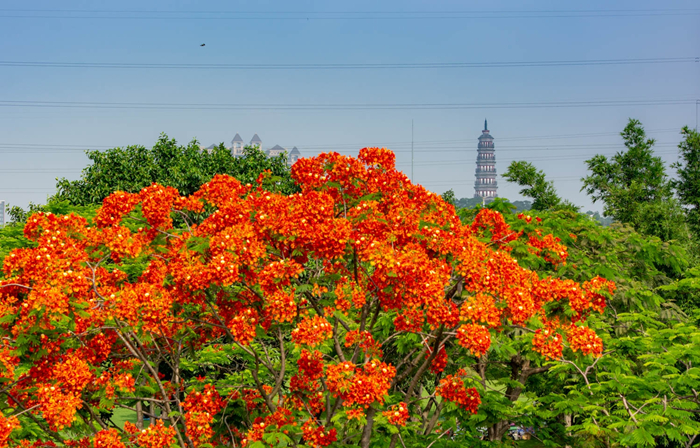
[{"x1": 0, "y1": 0, "x2": 698, "y2": 213}]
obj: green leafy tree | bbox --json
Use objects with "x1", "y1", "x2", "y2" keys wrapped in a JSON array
[
  {"x1": 455, "y1": 197, "x2": 485, "y2": 209},
  {"x1": 501, "y1": 210, "x2": 698, "y2": 447},
  {"x1": 54, "y1": 134, "x2": 297, "y2": 206},
  {"x1": 447, "y1": 197, "x2": 696, "y2": 447},
  {"x1": 672, "y1": 126, "x2": 700, "y2": 235},
  {"x1": 441, "y1": 189, "x2": 457, "y2": 207},
  {"x1": 581, "y1": 119, "x2": 687, "y2": 241},
  {"x1": 503, "y1": 161, "x2": 579, "y2": 212}
]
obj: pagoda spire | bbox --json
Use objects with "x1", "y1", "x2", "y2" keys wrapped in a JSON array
[{"x1": 484, "y1": 119, "x2": 488, "y2": 131}]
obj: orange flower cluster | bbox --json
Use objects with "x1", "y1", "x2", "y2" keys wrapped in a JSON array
[
  {"x1": 183, "y1": 385, "x2": 224, "y2": 447},
  {"x1": 527, "y1": 232, "x2": 568, "y2": 265},
  {"x1": 0, "y1": 147, "x2": 614, "y2": 445},
  {"x1": 460, "y1": 293, "x2": 502, "y2": 328},
  {"x1": 301, "y1": 420, "x2": 338, "y2": 448},
  {"x1": 428, "y1": 346, "x2": 448, "y2": 374},
  {"x1": 567, "y1": 324, "x2": 604, "y2": 357},
  {"x1": 382, "y1": 402, "x2": 409, "y2": 426},
  {"x1": 93, "y1": 428, "x2": 125, "y2": 448},
  {"x1": 472, "y1": 209, "x2": 521, "y2": 247},
  {"x1": 532, "y1": 322, "x2": 564, "y2": 360},
  {"x1": 297, "y1": 349, "x2": 324, "y2": 380},
  {"x1": 94, "y1": 191, "x2": 140, "y2": 227},
  {"x1": 0, "y1": 414, "x2": 19, "y2": 448},
  {"x1": 436, "y1": 374, "x2": 481, "y2": 414},
  {"x1": 292, "y1": 315, "x2": 333, "y2": 347},
  {"x1": 344, "y1": 330, "x2": 382, "y2": 357},
  {"x1": 35, "y1": 383, "x2": 83, "y2": 430},
  {"x1": 0, "y1": 341, "x2": 18, "y2": 380},
  {"x1": 456, "y1": 324, "x2": 491, "y2": 357},
  {"x1": 326, "y1": 360, "x2": 396, "y2": 408},
  {"x1": 136, "y1": 420, "x2": 177, "y2": 448},
  {"x1": 243, "y1": 409, "x2": 298, "y2": 446}
]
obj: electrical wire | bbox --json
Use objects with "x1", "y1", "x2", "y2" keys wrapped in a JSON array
[
  {"x1": 0, "y1": 99, "x2": 694, "y2": 111},
  {"x1": 0, "y1": 57, "x2": 696, "y2": 70},
  {"x1": 1, "y1": 9, "x2": 699, "y2": 20}
]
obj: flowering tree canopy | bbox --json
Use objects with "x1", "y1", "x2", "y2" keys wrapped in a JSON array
[{"x1": 0, "y1": 148, "x2": 613, "y2": 448}]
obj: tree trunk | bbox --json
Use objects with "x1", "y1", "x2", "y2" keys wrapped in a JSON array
[
  {"x1": 361, "y1": 407, "x2": 377, "y2": 448},
  {"x1": 488, "y1": 420, "x2": 512, "y2": 441},
  {"x1": 151, "y1": 402, "x2": 157, "y2": 425},
  {"x1": 564, "y1": 414, "x2": 573, "y2": 448},
  {"x1": 488, "y1": 354, "x2": 531, "y2": 441},
  {"x1": 135, "y1": 401, "x2": 144, "y2": 430}
]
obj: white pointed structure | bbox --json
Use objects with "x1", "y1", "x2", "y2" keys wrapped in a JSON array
[{"x1": 474, "y1": 120, "x2": 498, "y2": 202}]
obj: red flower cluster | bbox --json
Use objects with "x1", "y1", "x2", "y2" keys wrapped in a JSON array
[
  {"x1": 93, "y1": 429, "x2": 125, "y2": 448},
  {"x1": 436, "y1": 374, "x2": 481, "y2": 414},
  {"x1": 0, "y1": 414, "x2": 19, "y2": 448},
  {"x1": 532, "y1": 322, "x2": 564, "y2": 360},
  {"x1": 382, "y1": 402, "x2": 409, "y2": 426},
  {"x1": 0, "y1": 147, "x2": 613, "y2": 446},
  {"x1": 183, "y1": 385, "x2": 224, "y2": 447},
  {"x1": 292, "y1": 315, "x2": 333, "y2": 347},
  {"x1": 326, "y1": 360, "x2": 396, "y2": 408},
  {"x1": 302, "y1": 420, "x2": 338, "y2": 448},
  {"x1": 456, "y1": 323, "x2": 491, "y2": 357},
  {"x1": 345, "y1": 330, "x2": 383, "y2": 357},
  {"x1": 136, "y1": 420, "x2": 177, "y2": 448},
  {"x1": 567, "y1": 324, "x2": 603, "y2": 357}
]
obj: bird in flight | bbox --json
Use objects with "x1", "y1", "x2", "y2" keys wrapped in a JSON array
[{"x1": 200, "y1": 43, "x2": 206, "y2": 47}]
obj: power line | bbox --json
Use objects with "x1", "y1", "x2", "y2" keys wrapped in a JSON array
[
  {"x1": 0, "y1": 129, "x2": 684, "y2": 156},
  {"x1": 0, "y1": 143, "x2": 681, "y2": 155},
  {"x1": 0, "y1": 57, "x2": 696, "y2": 70},
  {"x1": 3, "y1": 8, "x2": 698, "y2": 13},
  {"x1": 0, "y1": 99, "x2": 694, "y2": 111},
  {"x1": 0, "y1": 142, "x2": 681, "y2": 154},
  {"x1": 281, "y1": 128, "x2": 683, "y2": 149},
  {"x1": 0, "y1": 9, "x2": 698, "y2": 20},
  {"x1": 0, "y1": 127, "x2": 682, "y2": 152}
]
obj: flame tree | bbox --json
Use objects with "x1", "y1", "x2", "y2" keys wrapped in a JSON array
[{"x1": 0, "y1": 148, "x2": 612, "y2": 447}]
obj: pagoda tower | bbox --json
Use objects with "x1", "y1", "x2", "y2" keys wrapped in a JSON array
[{"x1": 473, "y1": 119, "x2": 498, "y2": 202}]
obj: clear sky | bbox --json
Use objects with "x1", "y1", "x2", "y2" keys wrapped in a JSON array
[{"x1": 0, "y1": 0, "x2": 698, "y2": 212}]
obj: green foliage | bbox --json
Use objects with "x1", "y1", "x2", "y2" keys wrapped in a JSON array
[
  {"x1": 672, "y1": 126, "x2": 700, "y2": 236},
  {"x1": 498, "y1": 208, "x2": 700, "y2": 447},
  {"x1": 584, "y1": 211, "x2": 613, "y2": 227},
  {"x1": 455, "y1": 196, "x2": 485, "y2": 209},
  {"x1": 511, "y1": 200, "x2": 533, "y2": 213},
  {"x1": 581, "y1": 119, "x2": 687, "y2": 242},
  {"x1": 503, "y1": 161, "x2": 578, "y2": 212},
  {"x1": 54, "y1": 134, "x2": 298, "y2": 206},
  {"x1": 0, "y1": 224, "x2": 31, "y2": 274},
  {"x1": 441, "y1": 189, "x2": 457, "y2": 207}
]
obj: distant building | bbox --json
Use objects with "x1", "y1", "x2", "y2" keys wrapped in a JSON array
[
  {"x1": 0, "y1": 200, "x2": 5, "y2": 227},
  {"x1": 289, "y1": 147, "x2": 301, "y2": 165},
  {"x1": 266, "y1": 144, "x2": 286, "y2": 157},
  {"x1": 202, "y1": 133, "x2": 302, "y2": 166},
  {"x1": 474, "y1": 120, "x2": 498, "y2": 202},
  {"x1": 231, "y1": 133, "x2": 244, "y2": 156},
  {"x1": 250, "y1": 134, "x2": 262, "y2": 148}
]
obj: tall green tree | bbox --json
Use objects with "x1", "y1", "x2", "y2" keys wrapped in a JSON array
[
  {"x1": 54, "y1": 134, "x2": 297, "y2": 206},
  {"x1": 672, "y1": 126, "x2": 700, "y2": 235},
  {"x1": 503, "y1": 160, "x2": 578, "y2": 211},
  {"x1": 581, "y1": 119, "x2": 687, "y2": 241}
]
